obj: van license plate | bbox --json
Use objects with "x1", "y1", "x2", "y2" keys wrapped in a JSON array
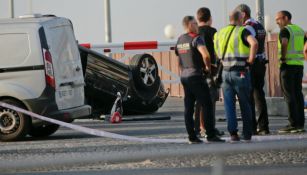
[{"x1": 59, "y1": 89, "x2": 73, "y2": 99}]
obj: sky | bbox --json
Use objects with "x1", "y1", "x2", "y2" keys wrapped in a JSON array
[{"x1": 0, "y1": 0, "x2": 306, "y2": 45}]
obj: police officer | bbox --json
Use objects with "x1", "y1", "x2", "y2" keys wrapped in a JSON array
[
  {"x1": 194, "y1": 7, "x2": 224, "y2": 138},
  {"x1": 175, "y1": 16, "x2": 224, "y2": 144},
  {"x1": 214, "y1": 11, "x2": 258, "y2": 142},
  {"x1": 276, "y1": 10, "x2": 307, "y2": 133},
  {"x1": 235, "y1": 4, "x2": 270, "y2": 135}
]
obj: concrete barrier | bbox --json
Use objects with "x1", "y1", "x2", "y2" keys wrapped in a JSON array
[{"x1": 266, "y1": 97, "x2": 288, "y2": 116}]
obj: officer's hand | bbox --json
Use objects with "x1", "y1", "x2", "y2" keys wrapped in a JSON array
[
  {"x1": 205, "y1": 66, "x2": 211, "y2": 75},
  {"x1": 280, "y1": 57, "x2": 286, "y2": 63},
  {"x1": 245, "y1": 61, "x2": 253, "y2": 68}
]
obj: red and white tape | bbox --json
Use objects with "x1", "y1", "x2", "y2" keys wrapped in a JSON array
[
  {"x1": 0, "y1": 102, "x2": 185, "y2": 143},
  {"x1": 1, "y1": 102, "x2": 307, "y2": 143}
]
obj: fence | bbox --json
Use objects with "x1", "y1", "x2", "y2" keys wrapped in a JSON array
[{"x1": 82, "y1": 36, "x2": 283, "y2": 97}]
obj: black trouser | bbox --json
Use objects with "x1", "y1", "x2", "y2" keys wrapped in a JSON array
[
  {"x1": 194, "y1": 79, "x2": 219, "y2": 133},
  {"x1": 250, "y1": 59, "x2": 269, "y2": 131},
  {"x1": 280, "y1": 64, "x2": 305, "y2": 128},
  {"x1": 181, "y1": 75, "x2": 215, "y2": 139}
]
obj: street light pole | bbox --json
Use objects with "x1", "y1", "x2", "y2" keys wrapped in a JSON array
[
  {"x1": 104, "y1": 0, "x2": 112, "y2": 43},
  {"x1": 256, "y1": 0, "x2": 269, "y2": 95},
  {"x1": 255, "y1": 0, "x2": 264, "y2": 26},
  {"x1": 9, "y1": 0, "x2": 14, "y2": 18},
  {"x1": 28, "y1": 0, "x2": 33, "y2": 14},
  {"x1": 223, "y1": 0, "x2": 228, "y2": 26}
]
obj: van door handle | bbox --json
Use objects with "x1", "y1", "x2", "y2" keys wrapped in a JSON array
[
  {"x1": 76, "y1": 66, "x2": 81, "y2": 72},
  {"x1": 60, "y1": 81, "x2": 85, "y2": 87},
  {"x1": 60, "y1": 82, "x2": 74, "y2": 87}
]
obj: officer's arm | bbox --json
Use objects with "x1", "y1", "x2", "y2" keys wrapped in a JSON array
[
  {"x1": 304, "y1": 41, "x2": 307, "y2": 60},
  {"x1": 280, "y1": 38, "x2": 289, "y2": 62},
  {"x1": 197, "y1": 45, "x2": 211, "y2": 73},
  {"x1": 246, "y1": 35, "x2": 258, "y2": 64},
  {"x1": 174, "y1": 46, "x2": 183, "y2": 70},
  {"x1": 304, "y1": 35, "x2": 307, "y2": 60}
]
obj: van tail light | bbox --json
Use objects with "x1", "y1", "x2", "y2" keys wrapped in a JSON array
[{"x1": 43, "y1": 49, "x2": 55, "y2": 88}]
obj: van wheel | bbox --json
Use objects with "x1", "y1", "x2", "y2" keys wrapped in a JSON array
[
  {"x1": 0, "y1": 99, "x2": 30, "y2": 141},
  {"x1": 29, "y1": 124, "x2": 60, "y2": 137}
]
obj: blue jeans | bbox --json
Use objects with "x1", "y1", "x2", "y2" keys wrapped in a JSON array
[{"x1": 221, "y1": 70, "x2": 252, "y2": 139}]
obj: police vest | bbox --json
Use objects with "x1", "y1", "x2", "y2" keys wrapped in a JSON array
[
  {"x1": 176, "y1": 33, "x2": 204, "y2": 70},
  {"x1": 278, "y1": 24, "x2": 305, "y2": 66},
  {"x1": 245, "y1": 19, "x2": 266, "y2": 58},
  {"x1": 214, "y1": 25, "x2": 250, "y2": 69}
]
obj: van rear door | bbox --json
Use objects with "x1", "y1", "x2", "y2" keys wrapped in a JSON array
[{"x1": 43, "y1": 18, "x2": 85, "y2": 110}]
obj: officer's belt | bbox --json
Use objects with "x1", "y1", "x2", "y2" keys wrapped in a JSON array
[
  {"x1": 256, "y1": 53, "x2": 266, "y2": 59},
  {"x1": 223, "y1": 66, "x2": 247, "y2": 72}
]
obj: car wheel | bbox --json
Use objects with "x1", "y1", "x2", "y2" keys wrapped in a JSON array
[
  {"x1": 0, "y1": 99, "x2": 30, "y2": 141},
  {"x1": 130, "y1": 54, "x2": 160, "y2": 89},
  {"x1": 29, "y1": 124, "x2": 60, "y2": 137},
  {"x1": 130, "y1": 54, "x2": 161, "y2": 100}
]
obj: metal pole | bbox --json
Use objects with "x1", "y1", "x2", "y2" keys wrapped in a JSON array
[
  {"x1": 223, "y1": 0, "x2": 228, "y2": 26},
  {"x1": 104, "y1": 0, "x2": 112, "y2": 43},
  {"x1": 211, "y1": 155, "x2": 224, "y2": 175},
  {"x1": 9, "y1": 0, "x2": 14, "y2": 18},
  {"x1": 28, "y1": 0, "x2": 33, "y2": 14},
  {"x1": 256, "y1": 0, "x2": 268, "y2": 95},
  {"x1": 255, "y1": 0, "x2": 265, "y2": 26}
]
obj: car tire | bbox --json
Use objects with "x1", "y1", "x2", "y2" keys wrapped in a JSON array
[
  {"x1": 29, "y1": 124, "x2": 60, "y2": 137},
  {"x1": 130, "y1": 54, "x2": 160, "y2": 89},
  {"x1": 0, "y1": 99, "x2": 30, "y2": 141},
  {"x1": 130, "y1": 54, "x2": 161, "y2": 100}
]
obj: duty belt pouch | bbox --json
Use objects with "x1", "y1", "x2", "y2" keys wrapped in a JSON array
[
  {"x1": 213, "y1": 26, "x2": 236, "y2": 87},
  {"x1": 210, "y1": 63, "x2": 219, "y2": 77}
]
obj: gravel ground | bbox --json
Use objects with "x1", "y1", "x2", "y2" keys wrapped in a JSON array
[{"x1": 1, "y1": 97, "x2": 307, "y2": 175}]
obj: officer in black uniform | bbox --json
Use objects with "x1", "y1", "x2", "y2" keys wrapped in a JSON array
[
  {"x1": 194, "y1": 7, "x2": 224, "y2": 138},
  {"x1": 175, "y1": 16, "x2": 224, "y2": 144},
  {"x1": 236, "y1": 4, "x2": 270, "y2": 135}
]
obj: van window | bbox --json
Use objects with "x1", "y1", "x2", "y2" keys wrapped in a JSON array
[
  {"x1": 47, "y1": 25, "x2": 79, "y2": 63},
  {"x1": 0, "y1": 33, "x2": 30, "y2": 67}
]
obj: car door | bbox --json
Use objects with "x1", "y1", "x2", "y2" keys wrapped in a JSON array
[{"x1": 44, "y1": 18, "x2": 85, "y2": 110}]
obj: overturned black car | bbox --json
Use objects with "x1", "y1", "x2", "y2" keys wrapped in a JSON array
[{"x1": 79, "y1": 46, "x2": 169, "y2": 116}]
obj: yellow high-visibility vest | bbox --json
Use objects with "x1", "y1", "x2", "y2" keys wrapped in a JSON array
[
  {"x1": 278, "y1": 24, "x2": 305, "y2": 66},
  {"x1": 214, "y1": 25, "x2": 250, "y2": 68}
]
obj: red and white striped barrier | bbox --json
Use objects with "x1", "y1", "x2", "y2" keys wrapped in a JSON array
[
  {"x1": 80, "y1": 41, "x2": 181, "y2": 84},
  {"x1": 80, "y1": 41, "x2": 176, "y2": 54}
]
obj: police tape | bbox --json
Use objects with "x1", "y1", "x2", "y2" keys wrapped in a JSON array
[
  {"x1": 0, "y1": 102, "x2": 185, "y2": 143},
  {"x1": 1, "y1": 102, "x2": 307, "y2": 143}
]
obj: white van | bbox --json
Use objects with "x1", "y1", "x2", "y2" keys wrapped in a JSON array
[{"x1": 0, "y1": 15, "x2": 91, "y2": 141}]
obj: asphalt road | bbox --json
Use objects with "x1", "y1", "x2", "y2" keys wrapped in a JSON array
[{"x1": 0, "y1": 97, "x2": 307, "y2": 175}]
